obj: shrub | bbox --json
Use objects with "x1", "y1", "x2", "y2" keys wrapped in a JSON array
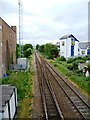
[
  {"x1": 66, "y1": 71, "x2": 72, "y2": 77},
  {"x1": 75, "y1": 70, "x2": 83, "y2": 76},
  {"x1": 54, "y1": 63, "x2": 58, "y2": 67},
  {"x1": 88, "y1": 64, "x2": 90, "y2": 73},
  {"x1": 72, "y1": 61, "x2": 79, "y2": 70},
  {"x1": 66, "y1": 58, "x2": 75, "y2": 63},
  {"x1": 84, "y1": 76, "x2": 90, "y2": 81},
  {"x1": 59, "y1": 56, "x2": 66, "y2": 61},
  {"x1": 82, "y1": 56, "x2": 87, "y2": 62},
  {"x1": 67, "y1": 64, "x2": 73, "y2": 70}
]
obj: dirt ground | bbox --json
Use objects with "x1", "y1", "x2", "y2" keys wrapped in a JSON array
[{"x1": 30, "y1": 54, "x2": 44, "y2": 119}]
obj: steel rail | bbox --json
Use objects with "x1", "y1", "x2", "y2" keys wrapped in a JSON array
[
  {"x1": 44, "y1": 59, "x2": 90, "y2": 120},
  {"x1": 35, "y1": 52, "x2": 64, "y2": 120},
  {"x1": 41, "y1": 60, "x2": 64, "y2": 120},
  {"x1": 35, "y1": 53, "x2": 48, "y2": 120}
]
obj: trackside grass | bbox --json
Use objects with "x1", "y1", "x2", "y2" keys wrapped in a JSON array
[
  {"x1": 1, "y1": 55, "x2": 34, "y2": 118},
  {"x1": 49, "y1": 60, "x2": 90, "y2": 95}
]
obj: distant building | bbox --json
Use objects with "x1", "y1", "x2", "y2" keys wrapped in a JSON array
[
  {"x1": 55, "y1": 42, "x2": 60, "y2": 51},
  {"x1": 78, "y1": 42, "x2": 90, "y2": 56},
  {"x1": 59, "y1": 34, "x2": 79, "y2": 59},
  {"x1": 0, "y1": 17, "x2": 17, "y2": 78}
]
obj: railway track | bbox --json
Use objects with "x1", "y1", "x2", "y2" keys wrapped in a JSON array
[
  {"x1": 35, "y1": 52, "x2": 64, "y2": 120},
  {"x1": 35, "y1": 52, "x2": 90, "y2": 120}
]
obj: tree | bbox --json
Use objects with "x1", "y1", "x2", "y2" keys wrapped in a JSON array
[
  {"x1": 36, "y1": 44, "x2": 40, "y2": 50},
  {"x1": 24, "y1": 48, "x2": 32, "y2": 58},
  {"x1": 50, "y1": 47, "x2": 59, "y2": 58},
  {"x1": 39, "y1": 43, "x2": 59, "y2": 59},
  {"x1": 16, "y1": 44, "x2": 20, "y2": 59},
  {"x1": 39, "y1": 45, "x2": 45, "y2": 52},
  {"x1": 23, "y1": 44, "x2": 33, "y2": 51}
]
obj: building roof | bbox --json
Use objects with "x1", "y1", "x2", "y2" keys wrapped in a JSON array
[
  {"x1": 60, "y1": 34, "x2": 79, "y2": 42},
  {"x1": 79, "y1": 42, "x2": 90, "y2": 49},
  {"x1": 0, "y1": 17, "x2": 16, "y2": 33},
  {"x1": 0, "y1": 85, "x2": 16, "y2": 112}
]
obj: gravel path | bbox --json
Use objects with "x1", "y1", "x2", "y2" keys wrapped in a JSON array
[{"x1": 30, "y1": 54, "x2": 44, "y2": 119}]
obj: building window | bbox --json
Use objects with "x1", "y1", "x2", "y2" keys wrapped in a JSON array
[
  {"x1": 0, "y1": 25, "x2": 2, "y2": 30},
  {"x1": 62, "y1": 41, "x2": 65, "y2": 46},
  {"x1": 71, "y1": 39, "x2": 75, "y2": 46},
  {"x1": 82, "y1": 50, "x2": 85, "y2": 55}
]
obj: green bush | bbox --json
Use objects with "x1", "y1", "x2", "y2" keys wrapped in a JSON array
[
  {"x1": 66, "y1": 71, "x2": 72, "y2": 77},
  {"x1": 66, "y1": 58, "x2": 75, "y2": 63},
  {"x1": 84, "y1": 77, "x2": 90, "y2": 81},
  {"x1": 59, "y1": 56, "x2": 66, "y2": 61},
  {"x1": 88, "y1": 64, "x2": 90, "y2": 73},
  {"x1": 75, "y1": 70, "x2": 83, "y2": 76},
  {"x1": 82, "y1": 56, "x2": 87, "y2": 62},
  {"x1": 67, "y1": 64, "x2": 73, "y2": 70},
  {"x1": 54, "y1": 63, "x2": 58, "y2": 67}
]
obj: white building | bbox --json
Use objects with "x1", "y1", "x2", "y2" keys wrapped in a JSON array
[
  {"x1": 59, "y1": 34, "x2": 79, "y2": 59},
  {"x1": 78, "y1": 42, "x2": 90, "y2": 56}
]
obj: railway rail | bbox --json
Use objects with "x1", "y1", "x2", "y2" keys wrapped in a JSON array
[{"x1": 35, "y1": 51, "x2": 90, "y2": 120}]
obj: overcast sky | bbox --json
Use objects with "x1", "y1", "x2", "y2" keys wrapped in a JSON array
[{"x1": 0, "y1": 0, "x2": 89, "y2": 45}]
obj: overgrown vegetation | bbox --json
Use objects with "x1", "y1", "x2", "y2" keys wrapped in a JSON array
[
  {"x1": 36, "y1": 43, "x2": 59, "y2": 59},
  {"x1": 1, "y1": 55, "x2": 34, "y2": 118},
  {"x1": 16, "y1": 43, "x2": 33, "y2": 59},
  {"x1": 49, "y1": 55, "x2": 90, "y2": 95}
]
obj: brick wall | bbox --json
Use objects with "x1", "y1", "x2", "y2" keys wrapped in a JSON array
[{"x1": 0, "y1": 18, "x2": 17, "y2": 77}]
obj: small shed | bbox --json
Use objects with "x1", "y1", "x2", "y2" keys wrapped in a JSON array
[
  {"x1": 0, "y1": 85, "x2": 17, "y2": 119},
  {"x1": 17, "y1": 58, "x2": 30, "y2": 70}
]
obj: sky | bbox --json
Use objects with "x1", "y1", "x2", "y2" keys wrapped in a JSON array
[{"x1": 0, "y1": 0, "x2": 89, "y2": 46}]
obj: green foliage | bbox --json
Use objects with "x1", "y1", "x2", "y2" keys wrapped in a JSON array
[
  {"x1": 67, "y1": 64, "x2": 73, "y2": 70},
  {"x1": 50, "y1": 47, "x2": 59, "y2": 58},
  {"x1": 66, "y1": 71, "x2": 72, "y2": 77},
  {"x1": 82, "y1": 56, "x2": 87, "y2": 62},
  {"x1": 39, "y1": 43, "x2": 59, "y2": 59},
  {"x1": 23, "y1": 44, "x2": 33, "y2": 51},
  {"x1": 50, "y1": 59, "x2": 90, "y2": 94},
  {"x1": 2, "y1": 72, "x2": 30, "y2": 101},
  {"x1": 59, "y1": 56, "x2": 66, "y2": 61},
  {"x1": 67, "y1": 58, "x2": 76, "y2": 63},
  {"x1": 39, "y1": 45, "x2": 45, "y2": 52},
  {"x1": 24, "y1": 48, "x2": 32, "y2": 58},
  {"x1": 16, "y1": 44, "x2": 20, "y2": 59},
  {"x1": 54, "y1": 63, "x2": 59, "y2": 67},
  {"x1": 88, "y1": 64, "x2": 90, "y2": 73},
  {"x1": 36, "y1": 44, "x2": 40, "y2": 50}
]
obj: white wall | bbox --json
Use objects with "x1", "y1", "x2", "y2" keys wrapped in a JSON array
[
  {"x1": 66, "y1": 38, "x2": 71, "y2": 58},
  {"x1": 60, "y1": 39, "x2": 66, "y2": 58}
]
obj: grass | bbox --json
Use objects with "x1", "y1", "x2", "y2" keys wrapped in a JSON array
[
  {"x1": 1, "y1": 55, "x2": 34, "y2": 118},
  {"x1": 49, "y1": 59, "x2": 90, "y2": 95}
]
